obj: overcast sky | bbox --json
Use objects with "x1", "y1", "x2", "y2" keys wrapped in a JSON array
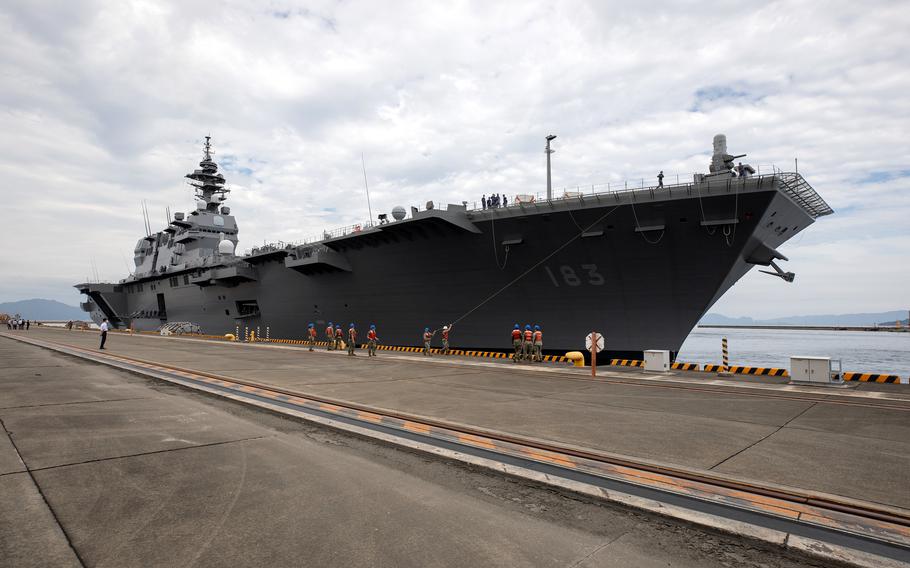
[{"x1": 1, "y1": 0, "x2": 908, "y2": 318}]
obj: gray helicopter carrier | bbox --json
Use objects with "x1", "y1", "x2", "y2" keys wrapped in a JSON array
[{"x1": 77, "y1": 135, "x2": 833, "y2": 359}]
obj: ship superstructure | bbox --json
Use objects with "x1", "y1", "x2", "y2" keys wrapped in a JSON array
[{"x1": 77, "y1": 135, "x2": 832, "y2": 359}]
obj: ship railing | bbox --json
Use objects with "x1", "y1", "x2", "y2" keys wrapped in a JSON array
[
  {"x1": 775, "y1": 173, "x2": 834, "y2": 218},
  {"x1": 465, "y1": 164, "x2": 834, "y2": 216}
]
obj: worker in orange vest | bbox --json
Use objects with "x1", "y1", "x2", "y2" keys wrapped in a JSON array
[
  {"x1": 347, "y1": 323, "x2": 357, "y2": 356},
  {"x1": 511, "y1": 324, "x2": 522, "y2": 362},
  {"x1": 522, "y1": 325, "x2": 533, "y2": 361},
  {"x1": 325, "y1": 321, "x2": 335, "y2": 350},
  {"x1": 441, "y1": 324, "x2": 451, "y2": 355},
  {"x1": 423, "y1": 327, "x2": 433, "y2": 356},
  {"x1": 532, "y1": 324, "x2": 543, "y2": 362},
  {"x1": 307, "y1": 322, "x2": 317, "y2": 351},
  {"x1": 367, "y1": 324, "x2": 379, "y2": 357},
  {"x1": 335, "y1": 325, "x2": 344, "y2": 351}
]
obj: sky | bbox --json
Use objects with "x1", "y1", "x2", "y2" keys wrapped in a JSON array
[{"x1": 0, "y1": 0, "x2": 908, "y2": 318}]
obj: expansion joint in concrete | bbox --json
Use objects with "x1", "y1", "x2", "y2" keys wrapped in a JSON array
[
  {"x1": 0, "y1": 396, "x2": 153, "y2": 411},
  {"x1": 707, "y1": 402, "x2": 819, "y2": 471},
  {"x1": 0, "y1": 416, "x2": 88, "y2": 568},
  {"x1": 28, "y1": 435, "x2": 269, "y2": 474}
]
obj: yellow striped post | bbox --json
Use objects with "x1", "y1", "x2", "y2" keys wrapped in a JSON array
[
  {"x1": 721, "y1": 337, "x2": 729, "y2": 373},
  {"x1": 244, "y1": 326, "x2": 249, "y2": 342},
  {"x1": 266, "y1": 326, "x2": 270, "y2": 341},
  {"x1": 721, "y1": 337, "x2": 730, "y2": 371}
]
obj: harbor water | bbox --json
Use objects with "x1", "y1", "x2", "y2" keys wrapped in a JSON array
[{"x1": 677, "y1": 327, "x2": 910, "y2": 376}]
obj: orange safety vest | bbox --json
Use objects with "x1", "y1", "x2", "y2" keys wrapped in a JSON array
[
  {"x1": 368, "y1": 330, "x2": 377, "y2": 340},
  {"x1": 349, "y1": 328, "x2": 357, "y2": 340},
  {"x1": 325, "y1": 326, "x2": 333, "y2": 336},
  {"x1": 335, "y1": 328, "x2": 343, "y2": 337},
  {"x1": 442, "y1": 329, "x2": 449, "y2": 340},
  {"x1": 511, "y1": 329, "x2": 521, "y2": 340},
  {"x1": 533, "y1": 330, "x2": 542, "y2": 342},
  {"x1": 309, "y1": 328, "x2": 317, "y2": 339},
  {"x1": 424, "y1": 332, "x2": 432, "y2": 342},
  {"x1": 523, "y1": 330, "x2": 532, "y2": 341}
]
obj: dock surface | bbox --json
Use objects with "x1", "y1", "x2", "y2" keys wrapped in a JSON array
[
  {"x1": 0, "y1": 333, "x2": 840, "y2": 568},
  {"x1": 2, "y1": 328, "x2": 909, "y2": 566}
]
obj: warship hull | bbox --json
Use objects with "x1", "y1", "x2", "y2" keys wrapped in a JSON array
[{"x1": 78, "y1": 173, "x2": 830, "y2": 360}]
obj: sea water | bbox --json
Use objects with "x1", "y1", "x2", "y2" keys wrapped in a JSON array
[{"x1": 677, "y1": 327, "x2": 910, "y2": 376}]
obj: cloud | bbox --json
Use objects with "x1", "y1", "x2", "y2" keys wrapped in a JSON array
[{"x1": 0, "y1": 0, "x2": 908, "y2": 319}]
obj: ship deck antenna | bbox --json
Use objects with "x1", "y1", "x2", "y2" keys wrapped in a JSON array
[
  {"x1": 546, "y1": 134, "x2": 557, "y2": 200},
  {"x1": 361, "y1": 153, "x2": 373, "y2": 227}
]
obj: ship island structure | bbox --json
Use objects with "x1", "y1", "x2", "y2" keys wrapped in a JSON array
[{"x1": 77, "y1": 134, "x2": 833, "y2": 360}]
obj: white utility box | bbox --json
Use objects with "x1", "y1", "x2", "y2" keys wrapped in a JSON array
[
  {"x1": 790, "y1": 356, "x2": 842, "y2": 384},
  {"x1": 643, "y1": 350, "x2": 671, "y2": 372}
]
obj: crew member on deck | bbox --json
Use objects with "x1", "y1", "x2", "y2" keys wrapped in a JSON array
[
  {"x1": 335, "y1": 325, "x2": 344, "y2": 351},
  {"x1": 423, "y1": 327, "x2": 433, "y2": 356},
  {"x1": 657, "y1": 170, "x2": 664, "y2": 188},
  {"x1": 307, "y1": 323, "x2": 317, "y2": 351},
  {"x1": 522, "y1": 325, "x2": 533, "y2": 361},
  {"x1": 441, "y1": 325, "x2": 451, "y2": 355},
  {"x1": 511, "y1": 324, "x2": 522, "y2": 362},
  {"x1": 347, "y1": 323, "x2": 357, "y2": 356},
  {"x1": 325, "y1": 321, "x2": 335, "y2": 350},
  {"x1": 532, "y1": 325, "x2": 543, "y2": 362},
  {"x1": 367, "y1": 324, "x2": 378, "y2": 357}
]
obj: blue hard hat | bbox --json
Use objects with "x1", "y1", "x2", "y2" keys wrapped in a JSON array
[
  {"x1": 525, "y1": 324, "x2": 531, "y2": 330},
  {"x1": 308, "y1": 323, "x2": 313, "y2": 328},
  {"x1": 425, "y1": 327, "x2": 429, "y2": 331},
  {"x1": 370, "y1": 324, "x2": 376, "y2": 329},
  {"x1": 534, "y1": 325, "x2": 540, "y2": 330},
  {"x1": 328, "y1": 321, "x2": 333, "y2": 326},
  {"x1": 514, "y1": 324, "x2": 519, "y2": 329},
  {"x1": 349, "y1": 323, "x2": 354, "y2": 327}
]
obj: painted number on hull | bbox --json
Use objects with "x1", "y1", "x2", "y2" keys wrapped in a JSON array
[{"x1": 544, "y1": 264, "x2": 604, "y2": 287}]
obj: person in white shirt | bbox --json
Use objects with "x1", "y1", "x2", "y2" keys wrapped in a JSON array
[{"x1": 99, "y1": 319, "x2": 109, "y2": 350}]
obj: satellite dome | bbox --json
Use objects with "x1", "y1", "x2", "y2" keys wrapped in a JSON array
[
  {"x1": 196, "y1": 200, "x2": 206, "y2": 210},
  {"x1": 217, "y1": 233, "x2": 235, "y2": 255},
  {"x1": 391, "y1": 206, "x2": 406, "y2": 221}
]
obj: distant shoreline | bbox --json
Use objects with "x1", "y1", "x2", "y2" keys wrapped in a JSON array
[{"x1": 698, "y1": 324, "x2": 908, "y2": 333}]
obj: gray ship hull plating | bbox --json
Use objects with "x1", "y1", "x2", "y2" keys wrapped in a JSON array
[{"x1": 78, "y1": 171, "x2": 830, "y2": 360}]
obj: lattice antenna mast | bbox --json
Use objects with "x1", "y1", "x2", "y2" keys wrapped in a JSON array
[{"x1": 185, "y1": 135, "x2": 230, "y2": 211}]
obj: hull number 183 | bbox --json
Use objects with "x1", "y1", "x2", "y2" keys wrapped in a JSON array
[{"x1": 543, "y1": 264, "x2": 604, "y2": 287}]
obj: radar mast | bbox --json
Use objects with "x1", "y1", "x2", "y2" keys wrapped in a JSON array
[{"x1": 185, "y1": 135, "x2": 229, "y2": 211}]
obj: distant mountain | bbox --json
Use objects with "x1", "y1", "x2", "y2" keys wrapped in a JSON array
[
  {"x1": 701, "y1": 310, "x2": 908, "y2": 326},
  {"x1": 0, "y1": 299, "x2": 86, "y2": 321}
]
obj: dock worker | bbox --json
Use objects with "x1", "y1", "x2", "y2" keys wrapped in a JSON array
[
  {"x1": 532, "y1": 325, "x2": 543, "y2": 362},
  {"x1": 441, "y1": 325, "x2": 451, "y2": 355},
  {"x1": 335, "y1": 324, "x2": 344, "y2": 351},
  {"x1": 99, "y1": 318, "x2": 109, "y2": 350},
  {"x1": 511, "y1": 324, "x2": 522, "y2": 362},
  {"x1": 325, "y1": 321, "x2": 335, "y2": 350},
  {"x1": 522, "y1": 325, "x2": 533, "y2": 361},
  {"x1": 307, "y1": 323, "x2": 317, "y2": 351},
  {"x1": 347, "y1": 323, "x2": 357, "y2": 356},
  {"x1": 367, "y1": 324, "x2": 378, "y2": 357},
  {"x1": 423, "y1": 327, "x2": 433, "y2": 356},
  {"x1": 657, "y1": 170, "x2": 664, "y2": 188}
]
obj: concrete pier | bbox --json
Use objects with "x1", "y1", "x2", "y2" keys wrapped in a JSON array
[
  {"x1": 0, "y1": 333, "x2": 843, "y2": 567},
  {"x1": 2, "y1": 328, "x2": 909, "y2": 566}
]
